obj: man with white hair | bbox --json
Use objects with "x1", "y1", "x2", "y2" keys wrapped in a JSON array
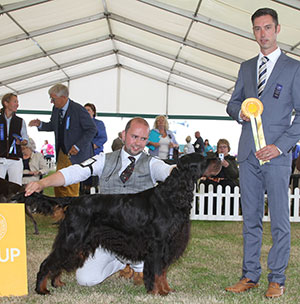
[{"x1": 29, "y1": 83, "x2": 97, "y2": 197}]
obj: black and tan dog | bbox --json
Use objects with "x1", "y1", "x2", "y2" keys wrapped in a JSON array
[{"x1": 14, "y1": 153, "x2": 221, "y2": 296}]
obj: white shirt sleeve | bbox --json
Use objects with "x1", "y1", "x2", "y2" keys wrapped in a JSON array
[
  {"x1": 21, "y1": 119, "x2": 29, "y2": 141},
  {"x1": 149, "y1": 157, "x2": 174, "y2": 183},
  {"x1": 60, "y1": 153, "x2": 106, "y2": 186}
]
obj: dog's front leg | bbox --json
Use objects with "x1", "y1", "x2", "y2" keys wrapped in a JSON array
[
  {"x1": 25, "y1": 205, "x2": 39, "y2": 234},
  {"x1": 160, "y1": 269, "x2": 174, "y2": 294},
  {"x1": 36, "y1": 261, "x2": 51, "y2": 295},
  {"x1": 148, "y1": 273, "x2": 170, "y2": 296},
  {"x1": 144, "y1": 243, "x2": 170, "y2": 296},
  {"x1": 35, "y1": 254, "x2": 57, "y2": 294}
]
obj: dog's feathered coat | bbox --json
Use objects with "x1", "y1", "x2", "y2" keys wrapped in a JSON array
[{"x1": 14, "y1": 153, "x2": 221, "y2": 295}]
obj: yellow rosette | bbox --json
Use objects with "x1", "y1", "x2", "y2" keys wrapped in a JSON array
[{"x1": 242, "y1": 98, "x2": 269, "y2": 165}]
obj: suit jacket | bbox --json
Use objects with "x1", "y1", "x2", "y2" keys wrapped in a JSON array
[
  {"x1": 39, "y1": 99, "x2": 97, "y2": 164},
  {"x1": 227, "y1": 52, "x2": 300, "y2": 166}
]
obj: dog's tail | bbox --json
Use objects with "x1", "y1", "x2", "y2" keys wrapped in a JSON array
[{"x1": 12, "y1": 192, "x2": 74, "y2": 218}]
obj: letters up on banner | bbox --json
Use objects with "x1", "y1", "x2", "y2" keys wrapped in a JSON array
[{"x1": 0, "y1": 203, "x2": 28, "y2": 297}]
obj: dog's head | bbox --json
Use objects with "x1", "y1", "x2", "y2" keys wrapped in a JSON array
[{"x1": 177, "y1": 152, "x2": 222, "y2": 180}]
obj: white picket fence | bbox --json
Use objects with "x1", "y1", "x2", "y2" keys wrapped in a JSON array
[
  {"x1": 45, "y1": 158, "x2": 56, "y2": 170},
  {"x1": 190, "y1": 184, "x2": 300, "y2": 222}
]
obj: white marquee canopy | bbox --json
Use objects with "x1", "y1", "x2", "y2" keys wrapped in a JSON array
[{"x1": 1, "y1": 0, "x2": 300, "y2": 118}]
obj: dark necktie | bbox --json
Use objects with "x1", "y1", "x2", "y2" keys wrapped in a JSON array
[
  {"x1": 59, "y1": 109, "x2": 64, "y2": 125},
  {"x1": 120, "y1": 156, "x2": 135, "y2": 183},
  {"x1": 258, "y1": 56, "x2": 269, "y2": 97}
]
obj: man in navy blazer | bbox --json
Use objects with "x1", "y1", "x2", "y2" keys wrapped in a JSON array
[
  {"x1": 226, "y1": 8, "x2": 300, "y2": 298},
  {"x1": 29, "y1": 84, "x2": 97, "y2": 197}
]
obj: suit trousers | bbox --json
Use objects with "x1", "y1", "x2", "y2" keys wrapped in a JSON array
[
  {"x1": 54, "y1": 149, "x2": 79, "y2": 197},
  {"x1": 239, "y1": 152, "x2": 291, "y2": 285},
  {"x1": 76, "y1": 246, "x2": 144, "y2": 286}
]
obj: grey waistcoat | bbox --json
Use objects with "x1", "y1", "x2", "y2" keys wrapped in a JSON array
[{"x1": 99, "y1": 150, "x2": 154, "y2": 194}]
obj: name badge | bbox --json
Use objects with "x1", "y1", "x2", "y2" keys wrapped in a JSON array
[
  {"x1": 0, "y1": 124, "x2": 4, "y2": 141},
  {"x1": 66, "y1": 116, "x2": 70, "y2": 130},
  {"x1": 273, "y1": 84, "x2": 282, "y2": 99}
]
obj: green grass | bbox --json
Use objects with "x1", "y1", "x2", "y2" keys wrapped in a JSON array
[
  {"x1": 2, "y1": 218, "x2": 300, "y2": 303},
  {"x1": 42, "y1": 170, "x2": 56, "y2": 197}
]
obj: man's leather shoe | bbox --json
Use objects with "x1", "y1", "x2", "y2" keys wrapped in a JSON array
[
  {"x1": 265, "y1": 282, "x2": 285, "y2": 298},
  {"x1": 225, "y1": 278, "x2": 259, "y2": 293},
  {"x1": 119, "y1": 264, "x2": 134, "y2": 279},
  {"x1": 133, "y1": 271, "x2": 144, "y2": 285}
]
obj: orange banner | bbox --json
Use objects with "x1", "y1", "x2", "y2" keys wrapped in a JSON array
[{"x1": 0, "y1": 204, "x2": 28, "y2": 297}]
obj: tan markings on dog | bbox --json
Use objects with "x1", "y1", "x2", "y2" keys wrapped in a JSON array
[
  {"x1": 52, "y1": 206, "x2": 66, "y2": 221},
  {"x1": 52, "y1": 275, "x2": 65, "y2": 287},
  {"x1": 161, "y1": 270, "x2": 174, "y2": 293},
  {"x1": 40, "y1": 274, "x2": 50, "y2": 294}
]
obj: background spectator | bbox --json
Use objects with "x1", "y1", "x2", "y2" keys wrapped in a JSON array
[
  {"x1": 111, "y1": 132, "x2": 124, "y2": 151},
  {"x1": 292, "y1": 141, "x2": 300, "y2": 173},
  {"x1": 203, "y1": 139, "x2": 214, "y2": 156},
  {"x1": 183, "y1": 135, "x2": 195, "y2": 155},
  {"x1": 41, "y1": 139, "x2": 55, "y2": 160},
  {"x1": 80, "y1": 103, "x2": 107, "y2": 194},
  {"x1": 193, "y1": 131, "x2": 204, "y2": 155},
  {"x1": 0, "y1": 93, "x2": 28, "y2": 185},
  {"x1": 22, "y1": 137, "x2": 49, "y2": 185},
  {"x1": 148, "y1": 115, "x2": 179, "y2": 163},
  {"x1": 84, "y1": 103, "x2": 107, "y2": 154},
  {"x1": 200, "y1": 138, "x2": 239, "y2": 190}
]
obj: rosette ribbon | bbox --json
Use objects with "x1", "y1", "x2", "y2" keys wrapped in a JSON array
[{"x1": 241, "y1": 98, "x2": 269, "y2": 165}]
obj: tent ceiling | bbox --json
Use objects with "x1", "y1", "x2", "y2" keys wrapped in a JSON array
[{"x1": 1, "y1": 0, "x2": 300, "y2": 110}]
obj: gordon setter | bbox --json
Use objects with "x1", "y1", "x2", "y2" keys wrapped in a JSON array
[{"x1": 14, "y1": 153, "x2": 221, "y2": 296}]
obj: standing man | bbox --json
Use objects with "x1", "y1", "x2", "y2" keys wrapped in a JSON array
[
  {"x1": 193, "y1": 131, "x2": 204, "y2": 155},
  {"x1": 29, "y1": 84, "x2": 97, "y2": 197},
  {"x1": 25, "y1": 117, "x2": 173, "y2": 288},
  {"x1": 226, "y1": 8, "x2": 300, "y2": 298}
]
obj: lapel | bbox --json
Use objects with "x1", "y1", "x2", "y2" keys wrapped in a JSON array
[
  {"x1": 61, "y1": 100, "x2": 73, "y2": 131},
  {"x1": 261, "y1": 53, "x2": 287, "y2": 97},
  {"x1": 65, "y1": 99, "x2": 72, "y2": 116},
  {"x1": 249, "y1": 56, "x2": 259, "y2": 96}
]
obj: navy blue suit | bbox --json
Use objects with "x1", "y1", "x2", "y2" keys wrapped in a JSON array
[{"x1": 39, "y1": 99, "x2": 97, "y2": 165}]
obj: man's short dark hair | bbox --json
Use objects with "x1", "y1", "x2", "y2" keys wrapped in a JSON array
[{"x1": 251, "y1": 8, "x2": 279, "y2": 27}]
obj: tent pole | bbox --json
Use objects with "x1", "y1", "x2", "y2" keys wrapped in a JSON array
[
  {"x1": 166, "y1": 83, "x2": 169, "y2": 116},
  {"x1": 116, "y1": 66, "x2": 121, "y2": 114}
]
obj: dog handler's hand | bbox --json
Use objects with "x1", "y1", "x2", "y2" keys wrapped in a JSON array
[
  {"x1": 25, "y1": 171, "x2": 66, "y2": 196},
  {"x1": 25, "y1": 181, "x2": 43, "y2": 196}
]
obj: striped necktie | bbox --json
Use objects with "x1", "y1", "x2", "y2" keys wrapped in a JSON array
[
  {"x1": 120, "y1": 156, "x2": 135, "y2": 183},
  {"x1": 257, "y1": 56, "x2": 269, "y2": 97},
  {"x1": 59, "y1": 109, "x2": 64, "y2": 125}
]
